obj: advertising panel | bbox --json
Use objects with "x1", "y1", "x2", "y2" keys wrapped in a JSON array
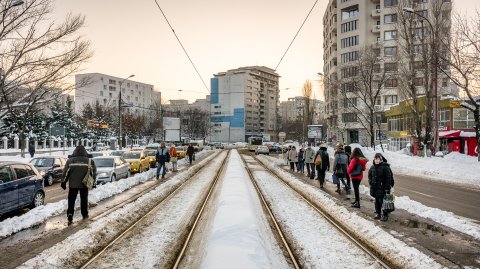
[{"x1": 307, "y1": 125, "x2": 323, "y2": 139}]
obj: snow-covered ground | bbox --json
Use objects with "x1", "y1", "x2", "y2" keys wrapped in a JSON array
[{"x1": 0, "y1": 150, "x2": 216, "y2": 238}]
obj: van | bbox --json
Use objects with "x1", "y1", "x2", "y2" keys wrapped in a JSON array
[{"x1": 189, "y1": 140, "x2": 204, "y2": 152}]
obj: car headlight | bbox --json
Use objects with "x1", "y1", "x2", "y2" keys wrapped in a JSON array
[
  {"x1": 98, "y1": 172, "x2": 108, "y2": 177},
  {"x1": 38, "y1": 170, "x2": 45, "y2": 177}
]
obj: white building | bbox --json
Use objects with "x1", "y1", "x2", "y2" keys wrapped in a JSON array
[{"x1": 74, "y1": 73, "x2": 161, "y2": 115}]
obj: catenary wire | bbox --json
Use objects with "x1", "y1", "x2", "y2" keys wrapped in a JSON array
[
  {"x1": 274, "y1": 0, "x2": 319, "y2": 71},
  {"x1": 153, "y1": 0, "x2": 210, "y2": 94}
]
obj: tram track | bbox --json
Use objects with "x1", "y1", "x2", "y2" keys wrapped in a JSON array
[{"x1": 240, "y1": 153, "x2": 394, "y2": 269}]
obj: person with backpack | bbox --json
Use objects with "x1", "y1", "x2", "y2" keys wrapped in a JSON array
[
  {"x1": 347, "y1": 148, "x2": 368, "y2": 208},
  {"x1": 297, "y1": 146, "x2": 305, "y2": 174},
  {"x1": 368, "y1": 153, "x2": 394, "y2": 221},
  {"x1": 288, "y1": 146, "x2": 298, "y2": 172},
  {"x1": 156, "y1": 143, "x2": 170, "y2": 179},
  {"x1": 186, "y1": 144, "x2": 195, "y2": 165},
  {"x1": 61, "y1": 145, "x2": 96, "y2": 225},
  {"x1": 315, "y1": 143, "x2": 330, "y2": 188},
  {"x1": 332, "y1": 144, "x2": 349, "y2": 193},
  {"x1": 304, "y1": 144, "x2": 316, "y2": 179}
]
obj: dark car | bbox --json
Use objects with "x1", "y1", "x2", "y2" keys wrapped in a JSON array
[
  {"x1": 29, "y1": 157, "x2": 67, "y2": 186},
  {"x1": 0, "y1": 162, "x2": 45, "y2": 215}
]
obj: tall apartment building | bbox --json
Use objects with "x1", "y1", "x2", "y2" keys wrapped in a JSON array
[
  {"x1": 279, "y1": 96, "x2": 324, "y2": 124},
  {"x1": 210, "y1": 66, "x2": 279, "y2": 142},
  {"x1": 323, "y1": 0, "x2": 452, "y2": 145},
  {"x1": 74, "y1": 73, "x2": 161, "y2": 114}
]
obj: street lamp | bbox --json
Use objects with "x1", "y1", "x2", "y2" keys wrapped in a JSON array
[
  {"x1": 118, "y1": 74, "x2": 134, "y2": 150},
  {"x1": 402, "y1": 6, "x2": 440, "y2": 154}
]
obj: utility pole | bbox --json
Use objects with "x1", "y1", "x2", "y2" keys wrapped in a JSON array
[{"x1": 118, "y1": 74, "x2": 134, "y2": 149}]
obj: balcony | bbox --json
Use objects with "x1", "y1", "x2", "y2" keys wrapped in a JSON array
[
  {"x1": 372, "y1": 25, "x2": 381, "y2": 33},
  {"x1": 371, "y1": 9, "x2": 381, "y2": 18}
]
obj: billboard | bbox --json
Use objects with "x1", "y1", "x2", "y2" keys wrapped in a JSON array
[
  {"x1": 307, "y1": 125, "x2": 323, "y2": 139},
  {"x1": 165, "y1": 130, "x2": 180, "y2": 142},
  {"x1": 163, "y1": 117, "x2": 180, "y2": 142}
]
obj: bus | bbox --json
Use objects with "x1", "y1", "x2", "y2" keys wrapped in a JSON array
[{"x1": 248, "y1": 136, "x2": 263, "y2": 152}]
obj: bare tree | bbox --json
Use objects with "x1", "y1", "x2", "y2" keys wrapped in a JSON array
[
  {"x1": 442, "y1": 11, "x2": 480, "y2": 161},
  {"x1": 302, "y1": 80, "x2": 314, "y2": 142},
  {"x1": 0, "y1": 0, "x2": 92, "y2": 156}
]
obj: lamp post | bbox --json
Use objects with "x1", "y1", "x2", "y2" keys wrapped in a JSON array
[
  {"x1": 118, "y1": 74, "x2": 134, "y2": 150},
  {"x1": 402, "y1": 7, "x2": 439, "y2": 154}
]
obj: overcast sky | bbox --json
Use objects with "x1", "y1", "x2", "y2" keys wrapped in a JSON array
[{"x1": 53, "y1": 0, "x2": 478, "y2": 103}]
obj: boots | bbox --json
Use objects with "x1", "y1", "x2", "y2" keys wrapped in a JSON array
[
  {"x1": 374, "y1": 214, "x2": 381, "y2": 220},
  {"x1": 351, "y1": 202, "x2": 360, "y2": 208}
]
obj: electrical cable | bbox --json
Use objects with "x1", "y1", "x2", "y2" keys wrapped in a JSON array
[
  {"x1": 274, "y1": 0, "x2": 319, "y2": 71},
  {"x1": 153, "y1": 0, "x2": 210, "y2": 93}
]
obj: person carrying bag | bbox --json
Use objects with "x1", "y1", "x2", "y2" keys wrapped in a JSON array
[
  {"x1": 169, "y1": 144, "x2": 178, "y2": 172},
  {"x1": 368, "y1": 153, "x2": 394, "y2": 221}
]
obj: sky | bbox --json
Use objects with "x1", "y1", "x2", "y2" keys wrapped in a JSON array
[{"x1": 52, "y1": 0, "x2": 478, "y2": 103}]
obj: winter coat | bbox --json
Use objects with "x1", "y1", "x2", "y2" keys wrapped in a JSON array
[
  {"x1": 62, "y1": 147, "x2": 96, "y2": 189},
  {"x1": 304, "y1": 148, "x2": 316, "y2": 164},
  {"x1": 298, "y1": 149, "x2": 305, "y2": 162},
  {"x1": 333, "y1": 150, "x2": 349, "y2": 177},
  {"x1": 288, "y1": 149, "x2": 298, "y2": 162},
  {"x1": 186, "y1": 145, "x2": 195, "y2": 156},
  {"x1": 314, "y1": 147, "x2": 330, "y2": 171},
  {"x1": 170, "y1": 147, "x2": 177, "y2": 157},
  {"x1": 156, "y1": 147, "x2": 170, "y2": 163},
  {"x1": 28, "y1": 143, "x2": 35, "y2": 154},
  {"x1": 347, "y1": 157, "x2": 368, "y2": 181},
  {"x1": 368, "y1": 163, "x2": 393, "y2": 198}
]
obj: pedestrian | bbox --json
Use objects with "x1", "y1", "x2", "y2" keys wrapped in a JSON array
[
  {"x1": 169, "y1": 144, "x2": 178, "y2": 172},
  {"x1": 28, "y1": 140, "x2": 35, "y2": 158},
  {"x1": 156, "y1": 143, "x2": 170, "y2": 179},
  {"x1": 304, "y1": 144, "x2": 316, "y2": 179},
  {"x1": 344, "y1": 145, "x2": 352, "y2": 190},
  {"x1": 186, "y1": 143, "x2": 195, "y2": 165},
  {"x1": 288, "y1": 146, "x2": 298, "y2": 172},
  {"x1": 315, "y1": 143, "x2": 330, "y2": 188},
  {"x1": 61, "y1": 145, "x2": 96, "y2": 225},
  {"x1": 347, "y1": 148, "x2": 368, "y2": 208},
  {"x1": 332, "y1": 143, "x2": 350, "y2": 193},
  {"x1": 368, "y1": 153, "x2": 394, "y2": 221},
  {"x1": 297, "y1": 146, "x2": 305, "y2": 174}
]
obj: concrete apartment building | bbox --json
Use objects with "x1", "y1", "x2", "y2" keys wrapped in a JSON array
[
  {"x1": 279, "y1": 96, "x2": 324, "y2": 124},
  {"x1": 74, "y1": 73, "x2": 161, "y2": 115},
  {"x1": 210, "y1": 66, "x2": 280, "y2": 143},
  {"x1": 323, "y1": 0, "x2": 452, "y2": 145}
]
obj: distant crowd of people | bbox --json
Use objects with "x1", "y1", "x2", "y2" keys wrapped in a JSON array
[{"x1": 286, "y1": 143, "x2": 394, "y2": 221}]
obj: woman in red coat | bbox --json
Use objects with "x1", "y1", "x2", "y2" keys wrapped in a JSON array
[{"x1": 347, "y1": 148, "x2": 368, "y2": 208}]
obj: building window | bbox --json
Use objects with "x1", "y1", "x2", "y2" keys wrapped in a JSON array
[
  {"x1": 343, "y1": 98, "x2": 357, "y2": 108},
  {"x1": 342, "y1": 66, "x2": 358, "y2": 78},
  {"x1": 384, "y1": 0, "x2": 398, "y2": 7},
  {"x1": 341, "y1": 35, "x2": 359, "y2": 48},
  {"x1": 103, "y1": 85, "x2": 107, "y2": 90},
  {"x1": 388, "y1": 116, "x2": 400, "y2": 131},
  {"x1": 109, "y1": 86, "x2": 116, "y2": 91},
  {"x1": 109, "y1": 79, "x2": 116, "y2": 85},
  {"x1": 442, "y1": 78, "x2": 449, "y2": 87},
  {"x1": 384, "y1": 14, "x2": 397, "y2": 24},
  {"x1": 375, "y1": 97, "x2": 382, "y2": 105},
  {"x1": 413, "y1": 45, "x2": 423, "y2": 54},
  {"x1": 415, "y1": 28, "x2": 425, "y2": 39},
  {"x1": 384, "y1": 95, "x2": 398, "y2": 104},
  {"x1": 341, "y1": 51, "x2": 359, "y2": 63},
  {"x1": 385, "y1": 79, "x2": 398, "y2": 88},
  {"x1": 414, "y1": 77, "x2": 424, "y2": 86},
  {"x1": 341, "y1": 82, "x2": 356, "y2": 92},
  {"x1": 341, "y1": 20, "x2": 358, "y2": 33},
  {"x1": 439, "y1": 109, "x2": 450, "y2": 129},
  {"x1": 342, "y1": 113, "x2": 357, "y2": 122},
  {"x1": 384, "y1": 46, "x2": 397, "y2": 56},
  {"x1": 453, "y1": 108, "x2": 475, "y2": 128},
  {"x1": 384, "y1": 63, "x2": 398, "y2": 72},
  {"x1": 384, "y1": 30, "x2": 398, "y2": 40},
  {"x1": 341, "y1": 6, "x2": 359, "y2": 20},
  {"x1": 413, "y1": 61, "x2": 424, "y2": 71}
]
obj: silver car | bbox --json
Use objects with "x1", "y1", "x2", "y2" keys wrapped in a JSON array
[
  {"x1": 255, "y1": 145, "x2": 270, "y2": 155},
  {"x1": 93, "y1": 156, "x2": 130, "y2": 184}
]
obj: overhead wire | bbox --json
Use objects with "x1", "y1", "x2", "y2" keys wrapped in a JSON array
[
  {"x1": 274, "y1": 0, "x2": 320, "y2": 71},
  {"x1": 153, "y1": 0, "x2": 210, "y2": 94}
]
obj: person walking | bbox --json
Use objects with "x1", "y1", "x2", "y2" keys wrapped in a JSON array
[
  {"x1": 156, "y1": 143, "x2": 170, "y2": 179},
  {"x1": 297, "y1": 146, "x2": 305, "y2": 174},
  {"x1": 315, "y1": 143, "x2": 330, "y2": 188},
  {"x1": 28, "y1": 141, "x2": 35, "y2": 158},
  {"x1": 186, "y1": 144, "x2": 195, "y2": 165},
  {"x1": 332, "y1": 144, "x2": 350, "y2": 193},
  {"x1": 304, "y1": 144, "x2": 316, "y2": 179},
  {"x1": 344, "y1": 145, "x2": 352, "y2": 191},
  {"x1": 169, "y1": 144, "x2": 178, "y2": 172},
  {"x1": 347, "y1": 148, "x2": 368, "y2": 208},
  {"x1": 368, "y1": 153, "x2": 394, "y2": 221},
  {"x1": 288, "y1": 146, "x2": 298, "y2": 172},
  {"x1": 61, "y1": 145, "x2": 96, "y2": 225}
]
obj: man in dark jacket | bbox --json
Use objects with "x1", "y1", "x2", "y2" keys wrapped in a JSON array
[
  {"x1": 156, "y1": 143, "x2": 170, "y2": 179},
  {"x1": 28, "y1": 141, "x2": 35, "y2": 158},
  {"x1": 368, "y1": 153, "x2": 393, "y2": 221},
  {"x1": 315, "y1": 144, "x2": 330, "y2": 188},
  {"x1": 186, "y1": 144, "x2": 195, "y2": 165},
  {"x1": 61, "y1": 145, "x2": 96, "y2": 224}
]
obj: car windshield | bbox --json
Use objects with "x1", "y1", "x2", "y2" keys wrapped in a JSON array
[
  {"x1": 146, "y1": 151, "x2": 156, "y2": 156},
  {"x1": 94, "y1": 159, "x2": 114, "y2": 167},
  {"x1": 30, "y1": 158, "x2": 54, "y2": 167},
  {"x1": 111, "y1": 151, "x2": 124, "y2": 156},
  {"x1": 123, "y1": 153, "x2": 140, "y2": 159}
]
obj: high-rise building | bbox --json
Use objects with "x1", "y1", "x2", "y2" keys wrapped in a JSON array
[
  {"x1": 323, "y1": 0, "x2": 453, "y2": 145},
  {"x1": 210, "y1": 66, "x2": 280, "y2": 142}
]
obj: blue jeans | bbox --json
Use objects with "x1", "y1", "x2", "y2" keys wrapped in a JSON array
[{"x1": 157, "y1": 162, "x2": 167, "y2": 176}]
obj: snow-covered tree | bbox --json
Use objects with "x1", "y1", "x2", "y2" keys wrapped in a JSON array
[{"x1": 49, "y1": 96, "x2": 80, "y2": 139}]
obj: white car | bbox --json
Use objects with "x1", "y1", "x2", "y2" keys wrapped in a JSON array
[
  {"x1": 255, "y1": 145, "x2": 270, "y2": 155},
  {"x1": 93, "y1": 156, "x2": 130, "y2": 184}
]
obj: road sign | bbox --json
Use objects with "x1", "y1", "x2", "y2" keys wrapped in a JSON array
[{"x1": 50, "y1": 126, "x2": 65, "y2": 136}]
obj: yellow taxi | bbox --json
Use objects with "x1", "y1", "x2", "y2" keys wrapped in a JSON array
[
  {"x1": 122, "y1": 150, "x2": 150, "y2": 174},
  {"x1": 176, "y1": 146, "x2": 186, "y2": 159},
  {"x1": 145, "y1": 149, "x2": 157, "y2": 168}
]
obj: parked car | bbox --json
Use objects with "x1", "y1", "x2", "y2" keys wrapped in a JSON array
[
  {"x1": 145, "y1": 149, "x2": 157, "y2": 168},
  {"x1": 110, "y1": 150, "x2": 126, "y2": 157},
  {"x1": 93, "y1": 156, "x2": 130, "y2": 184},
  {"x1": 90, "y1": 151, "x2": 111, "y2": 158},
  {"x1": 29, "y1": 157, "x2": 67, "y2": 186},
  {"x1": 255, "y1": 145, "x2": 270, "y2": 155},
  {"x1": 122, "y1": 150, "x2": 150, "y2": 174},
  {"x1": 0, "y1": 162, "x2": 45, "y2": 215},
  {"x1": 176, "y1": 146, "x2": 186, "y2": 159}
]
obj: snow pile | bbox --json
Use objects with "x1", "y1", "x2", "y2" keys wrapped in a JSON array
[
  {"x1": 0, "y1": 150, "x2": 216, "y2": 238},
  {"x1": 257, "y1": 155, "x2": 443, "y2": 269}
]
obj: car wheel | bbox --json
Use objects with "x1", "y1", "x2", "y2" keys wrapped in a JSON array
[
  {"x1": 45, "y1": 174, "x2": 54, "y2": 186},
  {"x1": 111, "y1": 174, "x2": 116, "y2": 182},
  {"x1": 30, "y1": 191, "x2": 45, "y2": 209}
]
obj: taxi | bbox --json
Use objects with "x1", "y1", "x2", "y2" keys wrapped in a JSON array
[
  {"x1": 145, "y1": 149, "x2": 158, "y2": 168},
  {"x1": 176, "y1": 146, "x2": 186, "y2": 159},
  {"x1": 122, "y1": 150, "x2": 150, "y2": 174}
]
